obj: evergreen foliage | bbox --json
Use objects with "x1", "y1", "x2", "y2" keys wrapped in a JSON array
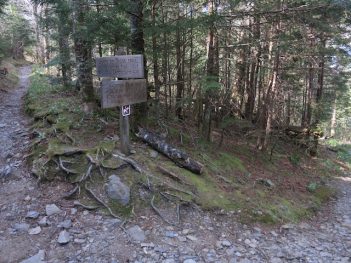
[{"x1": 3, "y1": 0, "x2": 351, "y2": 149}]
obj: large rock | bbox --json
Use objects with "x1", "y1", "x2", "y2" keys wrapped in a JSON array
[
  {"x1": 20, "y1": 250, "x2": 45, "y2": 263},
  {"x1": 45, "y1": 204, "x2": 61, "y2": 216},
  {"x1": 127, "y1": 225, "x2": 146, "y2": 242},
  {"x1": 106, "y1": 175, "x2": 130, "y2": 206}
]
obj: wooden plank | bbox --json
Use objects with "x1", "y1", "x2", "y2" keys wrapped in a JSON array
[
  {"x1": 101, "y1": 79, "x2": 147, "y2": 109},
  {"x1": 96, "y1": 55, "x2": 144, "y2": 78}
]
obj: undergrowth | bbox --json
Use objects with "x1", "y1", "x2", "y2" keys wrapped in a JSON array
[{"x1": 25, "y1": 68, "x2": 340, "y2": 225}]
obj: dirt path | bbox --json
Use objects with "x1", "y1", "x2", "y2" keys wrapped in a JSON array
[{"x1": 0, "y1": 67, "x2": 350, "y2": 263}]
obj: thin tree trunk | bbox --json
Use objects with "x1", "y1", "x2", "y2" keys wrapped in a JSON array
[
  {"x1": 175, "y1": 4, "x2": 184, "y2": 120},
  {"x1": 161, "y1": 0, "x2": 168, "y2": 116},
  {"x1": 152, "y1": 0, "x2": 161, "y2": 119},
  {"x1": 57, "y1": 1, "x2": 71, "y2": 87},
  {"x1": 72, "y1": 0, "x2": 94, "y2": 103},
  {"x1": 202, "y1": 0, "x2": 219, "y2": 141},
  {"x1": 33, "y1": 3, "x2": 41, "y2": 64},
  {"x1": 96, "y1": 0, "x2": 103, "y2": 57},
  {"x1": 187, "y1": 4, "x2": 194, "y2": 115},
  {"x1": 257, "y1": 13, "x2": 281, "y2": 151},
  {"x1": 330, "y1": 95, "x2": 337, "y2": 137},
  {"x1": 130, "y1": 0, "x2": 148, "y2": 130}
]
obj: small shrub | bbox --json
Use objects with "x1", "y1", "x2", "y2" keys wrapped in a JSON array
[{"x1": 289, "y1": 153, "x2": 301, "y2": 166}]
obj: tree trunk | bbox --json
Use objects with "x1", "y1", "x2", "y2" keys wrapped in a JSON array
[
  {"x1": 152, "y1": 0, "x2": 161, "y2": 119},
  {"x1": 257, "y1": 16, "x2": 281, "y2": 151},
  {"x1": 330, "y1": 96, "x2": 337, "y2": 137},
  {"x1": 96, "y1": 0, "x2": 103, "y2": 57},
  {"x1": 187, "y1": 4, "x2": 194, "y2": 115},
  {"x1": 72, "y1": 0, "x2": 94, "y2": 103},
  {"x1": 33, "y1": 3, "x2": 42, "y2": 64},
  {"x1": 57, "y1": 0, "x2": 71, "y2": 87},
  {"x1": 244, "y1": 16, "x2": 260, "y2": 121},
  {"x1": 202, "y1": 0, "x2": 219, "y2": 141},
  {"x1": 130, "y1": 0, "x2": 148, "y2": 130},
  {"x1": 175, "y1": 5, "x2": 184, "y2": 119}
]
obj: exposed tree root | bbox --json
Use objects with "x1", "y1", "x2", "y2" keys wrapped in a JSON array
[
  {"x1": 73, "y1": 200, "x2": 100, "y2": 210},
  {"x1": 76, "y1": 164, "x2": 93, "y2": 183},
  {"x1": 63, "y1": 185, "x2": 80, "y2": 199},
  {"x1": 86, "y1": 153, "x2": 100, "y2": 166},
  {"x1": 157, "y1": 165, "x2": 193, "y2": 186},
  {"x1": 150, "y1": 195, "x2": 179, "y2": 225},
  {"x1": 58, "y1": 157, "x2": 79, "y2": 174},
  {"x1": 112, "y1": 152, "x2": 143, "y2": 173},
  {"x1": 65, "y1": 132, "x2": 75, "y2": 144},
  {"x1": 84, "y1": 183, "x2": 121, "y2": 219}
]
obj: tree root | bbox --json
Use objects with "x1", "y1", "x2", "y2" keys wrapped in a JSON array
[
  {"x1": 65, "y1": 132, "x2": 75, "y2": 144},
  {"x1": 161, "y1": 183, "x2": 196, "y2": 198},
  {"x1": 76, "y1": 164, "x2": 93, "y2": 183},
  {"x1": 161, "y1": 191, "x2": 192, "y2": 203},
  {"x1": 63, "y1": 185, "x2": 80, "y2": 199},
  {"x1": 58, "y1": 157, "x2": 79, "y2": 174},
  {"x1": 73, "y1": 200, "x2": 100, "y2": 210},
  {"x1": 157, "y1": 165, "x2": 193, "y2": 186},
  {"x1": 150, "y1": 195, "x2": 179, "y2": 225},
  {"x1": 112, "y1": 152, "x2": 143, "y2": 173},
  {"x1": 86, "y1": 153, "x2": 100, "y2": 166},
  {"x1": 84, "y1": 183, "x2": 121, "y2": 219},
  {"x1": 113, "y1": 152, "x2": 156, "y2": 190}
]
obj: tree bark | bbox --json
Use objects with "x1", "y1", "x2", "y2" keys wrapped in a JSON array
[
  {"x1": 152, "y1": 0, "x2": 161, "y2": 119},
  {"x1": 202, "y1": 0, "x2": 219, "y2": 141},
  {"x1": 137, "y1": 128, "x2": 204, "y2": 174},
  {"x1": 130, "y1": 0, "x2": 148, "y2": 130},
  {"x1": 72, "y1": 0, "x2": 94, "y2": 102},
  {"x1": 175, "y1": 4, "x2": 184, "y2": 120},
  {"x1": 57, "y1": 0, "x2": 71, "y2": 87}
]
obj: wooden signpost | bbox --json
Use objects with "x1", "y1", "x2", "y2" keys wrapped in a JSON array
[
  {"x1": 96, "y1": 54, "x2": 146, "y2": 155},
  {"x1": 100, "y1": 79, "x2": 147, "y2": 109},
  {"x1": 96, "y1": 55, "x2": 144, "y2": 79}
]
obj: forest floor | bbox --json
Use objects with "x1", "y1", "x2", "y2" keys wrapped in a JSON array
[{"x1": 0, "y1": 66, "x2": 350, "y2": 263}]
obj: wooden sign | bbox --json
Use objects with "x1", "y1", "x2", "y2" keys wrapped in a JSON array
[
  {"x1": 101, "y1": 79, "x2": 147, "y2": 109},
  {"x1": 96, "y1": 55, "x2": 144, "y2": 79}
]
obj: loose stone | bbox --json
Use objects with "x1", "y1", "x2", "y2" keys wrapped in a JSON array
[
  {"x1": 58, "y1": 230, "x2": 71, "y2": 244},
  {"x1": 28, "y1": 226, "x2": 41, "y2": 235},
  {"x1": 45, "y1": 204, "x2": 61, "y2": 216},
  {"x1": 127, "y1": 225, "x2": 146, "y2": 242}
]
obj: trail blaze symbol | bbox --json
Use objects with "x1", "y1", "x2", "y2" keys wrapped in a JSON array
[{"x1": 122, "y1": 105, "x2": 131, "y2": 117}]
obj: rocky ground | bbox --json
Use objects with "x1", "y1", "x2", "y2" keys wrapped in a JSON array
[{"x1": 0, "y1": 67, "x2": 351, "y2": 263}]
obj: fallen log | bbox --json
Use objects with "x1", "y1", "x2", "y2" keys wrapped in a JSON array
[{"x1": 136, "y1": 128, "x2": 204, "y2": 175}]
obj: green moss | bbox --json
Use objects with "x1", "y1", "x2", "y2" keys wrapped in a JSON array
[
  {"x1": 46, "y1": 139, "x2": 83, "y2": 158},
  {"x1": 107, "y1": 200, "x2": 133, "y2": 217},
  {"x1": 96, "y1": 140, "x2": 116, "y2": 154},
  {"x1": 101, "y1": 157, "x2": 125, "y2": 169},
  {"x1": 181, "y1": 169, "x2": 237, "y2": 210},
  {"x1": 248, "y1": 196, "x2": 314, "y2": 224},
  {"x1": 216, "y1": 152, "x2": 247, "y2": 173},
  {"x1": 200, "y1": 151, "x2": 247, "y2": 177},
  {"x1": 313, "y1": 186, "x2": 335, "y2": 203}
]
